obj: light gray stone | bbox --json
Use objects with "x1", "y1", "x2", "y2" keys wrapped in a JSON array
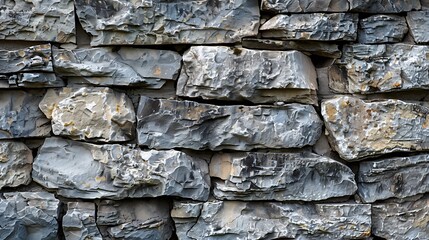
[
  {"x1": 0, "y1": 0, "x2": 75, "y2": 43},
  {"x1": 210, "y1": 152, "x2": 357, "y2": 201},
  {"x1": 0, "y1": 44, "x2": 52, "y2": 73},
  {"x1": 358, "y1": 154, "x2": 429, "y2": 203},
  {"x1": 32, "y1": 137, "x2": 210, "y2": 201},
  {"x1": 372, "y1": 195, "x2": 429, "y2": 240},
  {"x1": 63, "y1": 202, "x2": 102, "y2": 240},
  {"x1": 39, "y1": 87, "x2": 135, "y2": 143},
  {"x1": 407, "y1": 11, "x2": 429, "y2": 44},
  {"x1": 177, "y1": 46, "x2": 318, "y2": 104},
  {"x1": 0, "y1": 90, "x2": 51, "y2": 139},
  {"x1": 172, "y1": 200, "x2": 372, "y2": 240},
  {"x1": 97, "y1": 199, "x2": 173, "y2": 240},
  {"x1": 53, "y1": 47, "x2": 181, "y2": 88},
  {"x1": 0, "y1": 73, "x2": 64, "y2": 89},
  {"x1": 349, "y1": 0, "x2": 421, "y2": 13},
  {"x1": 322, "y1": 96, "x2": 429, "y2": 161},
  {"x1": 260, "y1": 13, "x2": 358, "y2": 41},
  {"x1": 358, "y1": 15, "x2": 408, "y2": 43},
  {"x1": 137, "y1": 97, "x2": 323, "y2": 151},
  {"x1": 75, "y1": 0, "x2": 260, "y2": 46},
  {"x1": 0, "y1": 141, "x2": 32, "y2": 189},
  {"x1": 0, "y1": 192, "x2": 59, "y2": 240},
  {"x1": 261, "y1": 0, "x2": 350, "y2": 13}
]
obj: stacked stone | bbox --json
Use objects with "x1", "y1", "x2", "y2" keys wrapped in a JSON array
[{"x1": 0, "y1": 0, "x2": 428, "y2": 239}]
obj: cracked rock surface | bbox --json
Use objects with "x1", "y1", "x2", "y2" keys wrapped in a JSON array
[
  {"x1": 32, "y1": 137, "x2": 210, "y2": 201},
  {"x1": 349, "y1": 0, "x2": 421, "y2": 13},
  {"x1": 137, "y1": 97, "x2": 323, "y2": 150},
  {"x1": 358, "y1": 15, "x2": 408, "y2": 43},
  {"x1": 261, "y1": 0, "x2": 350, "y2": 12},
  {"x1": 177, "y1": 46, "x2": 318, "y2": 104},
  {"x1": 0, "y1": 141, "x2": 32, "y2": 189},
  {"x1": 406, "y1": 11, "x2": 429, "y2": 44},
  {"x1": 63, "y1": 202, "x2": 102, "y2": 240},
  {"x1": 210, "y1": 152, "x2": 357, "y2": 201}
]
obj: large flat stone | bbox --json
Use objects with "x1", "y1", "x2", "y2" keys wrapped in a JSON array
[
  {"x1": 32, "y1": 137, "x2": 210, "y2": 201},
  {"x1": 322, "y1": 96, "x2": 429, "y2": 160},
  {"x1": 177, "y1": 46, "x2": 317, "y2": 104},
  {"x1": 0, "y1": 90, "x2": 51, "y2": 139},
  {"x1": 39, "y1": 87, "x2": 135, "y2": 143},
  {"x1": 260, "y1": 13, "x2": 358, "y2": 41},
  {"x1": 407, "y1": 11, "x2": 429, "y2": 44},
  {"x1": 372, "y1": 195, "x2": 429, "y2": 240},
  {"x1": 349, "y1": 0, "x2": 421, "y2": 13},
  {"x1": 97, "y1": 199, "x2": 172, "y2": 240},
  {"x1": 172, "y1": 200, "x2": 371, "y2": 240},
  {"x1": 210, "y1": 152, "x2": 357, "y2": 201},
  {"x1": 63, "y1": 202, "x2": 102, "y2": 240},
  {"x1": 358, "y1": 15, "x2": 408, "y2": 43},
  {"x1": 137, "y1": 97, "x2": 322, "y2": 150},
  {"x1": 0, "y1": 141, "x2": 32, "y2": 189},
  {"x1": 0, "y1": 192, "x2": 59, "y2": 240},
  {"x1": 75, "y1": 0, "x2": 260, "y2": 46},
  {"x1": 261, "y1": 0, "x2": 350, "y2": 13},
  {"x1": 358, "y1": 154, "x2": 429, "y2": 203},
  {"x1": 0, "y1": 0, "x2": 75, "y2": 43},
  {"x1": 53, "y1": 47, "x2": 181, "y2": 88}
]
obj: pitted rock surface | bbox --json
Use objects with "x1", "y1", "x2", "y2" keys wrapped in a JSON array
[
  {"x1": 0, "y1": 141, "x2": 32, "y2": 189},
  {"x1": 63, "y1": 202, "x2": 102, "y2": 240}
]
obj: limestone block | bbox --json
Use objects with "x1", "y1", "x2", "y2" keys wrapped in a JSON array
[
  {"x1": 0, "y1": 141, "x2": 32, "y2": 189},
  {"x1": 261, "y1": 0, "x2": 349, "y2": 13},
  {"x1": 63, "y1": 202, "x2": 102, "y2": 240},
  {"x1": 358, "y1": 15, "x2": 408, "y2": 43},
  {"x1": 407, "y1": 11, "x2": 429, "y2": 44}
]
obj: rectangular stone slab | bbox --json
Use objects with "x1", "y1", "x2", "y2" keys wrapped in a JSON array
[
  {"x1": 32, "y1": 137, "x2": 210, "y2": 201},
  {"x1": 0, "y1": 0, "x2": 75, "y2": 43},
  {"x1": 75, "y1": 0, "x2": 260, "y2": 46},
  {"x1": 349, "y1": 0, "x2": 421, "y2": 13},
  {"x1": 358, "y1": 15, "x2": 408, "y2": 43},
  {"x1": 322, "y1": 96, "x2": 429, "y2": 160},
  {"x1": 407, "y1": 11, "x2": 429, "y2": 44},
  {"x1": 261, "y1": 0, "x2": 350, "y2": 13},
  {"x1": 172, "y1": 200, "x2": 371, "y2": 240},
  {"x1": 0, "y1": 73, "x2": 64, "y2": 89},
  {"x1": 177, "y1": 46, "x2": 318, "y2": 104},
  {"x1": 0, "y1": 44, "x2": 52, "y2": 73},
  {"x1": 0, "y1": 141, "x2": 32, "y2": 190},
  {"x1": 63, "y1": 202, "x2": 102, "y2": 240},
  {"x1": 358, "y1": 154, "x2": 429, "y2": 203},
  {"x1": 210, "y1": 152, "x2": 357, "y2": 201},
  {"x1": 137, "y1": 97, "x2": 323, "y2": 151}
]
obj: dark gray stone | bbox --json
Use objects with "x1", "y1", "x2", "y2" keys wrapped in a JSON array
[
  {"x1": 0, "y1": 141, "x2": 32, "y2": 189},
  {"x1": 0, "y1": 73, "x2": 65, "y2": 88},
  {"x1": 349, "y1": 0, "x2": 421, "y2": 13},
  {"x1": 63, "y1": 202, "x2": 102, "y2": 240},
  {"x1": 358, "y1": 15, "x2": 408, "y2": 43},
  {"x1": 0, "y1": 44, "x2": 52, "y2": 73},
  {"x1": 407, "y1": 11, "x2": 429, "y2": 44},
  {"x1": 32, "y1": 137, "x2": 210, "y2": 201},
  {"x1": 177, "y1": 46, "x2": 318, "y2": 105},
  {"x1": 75, "y1": 0, "x2": 260, "y2": 46},
  {"x1": 137, "y1": 97, "x2": 323, "y2": 151},
  {"x1": 261, "y1": 0, "x2": 350, "y2": 13}
]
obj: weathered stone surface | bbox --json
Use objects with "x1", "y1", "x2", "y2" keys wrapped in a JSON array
[
  {"x1": 358, "y1": 154, "x2": 429, "y2": 203},
  {"x1": 372, "y1": 195, "x2": 429, "y2": 240},
  {"x1": 407, "y1": 11, "x2": 429, "y2": 44},
  {"x1": 63, "y1": 202, "x2": 102, "y2": 240},
  {"x1": 0, "y1": 141, "x2": 32, "y2": 189},
  {"x1": 0, "y1": 90, "x2": 51, "y2": 139},
  {"x1": 0, "y1": 192, "x2": 59, "y2": 240},
  {"x1": 260, "y1": 13, "x2": 358, "y2": 41},
  {"x1": 0, "y1": 0, "x2": 75, "y2": 43},
  {"x1": 97, "y1": 199, "x2": 173, "y2": 240},
  {"x1": 75, "y1": 0, "x2": 260, "y2": 46},
  {"x1": 0, "y1": 44, "x2": 52, "y2": 73},
  {"x1": 423, "y1": 0, "x2": 429, "y2": 9},
  {"x1": 39, "y1": 87, "x2": 135, "y2": 143},
  {"x1": 322, "y1": 96, "x2": 429, "y2": 161},
  {"x1": 261, "y1": 0, "x2": 349, "y2": 13},
  {"x1": 349, "y1": 0, "x2": 421, "y2": 13},
  {"x1": 0, "y1": 73, "x2": 64, "y2": 88},
  {"x1": 210, "y1": 152, "x2": 357, "y2": 201},
  {"x1": 337, "y1": 44, "x2": 429, "y2": 93},
  {"x1": 177, "y1": 46, "x2": 318, "y2": 104},
  {"x1": 53, "y1": 47, "x2": 181, "y2": 88},
  {"x1": 32, "y1": 137, "x2": 210, "y2": 201},
  {"x1": 358, "y1": 15, "x2": 408, "y2": 43},
  {"x1": 137, "y1": 97, "x2": 323, "y2": 150},
  {"x1": 172, "y1": 200, "x2": 371, "y2": 239}
]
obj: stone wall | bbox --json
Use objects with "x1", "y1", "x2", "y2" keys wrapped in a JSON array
[{"x1": 0, "y1": 0, "x2": 428, "y2": 239}]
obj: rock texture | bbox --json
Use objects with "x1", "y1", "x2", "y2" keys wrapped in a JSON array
[
  {"x1": 406, "y1": 11, "x2": 429, "y2": 44},
  {"x1": 63, "y1": 202, "x2": 102, "y2": 240},
  {"x1": 260, "y1": 13, "x2": 358, "y2": 41},
  {"x1": 137, "y1": 97, "x2": 323, "y2": 150},
  {"x1": 53, "y1": 48, "x2": 181, "y2": 88},
  {"x1": 358, "y1": 15, "x2": 408, "y2": 43},
  {"x1": 372, "y1": 195, "x2": 429, "y2": 240},
  {"x1": 349, "y1": 0, "x2": 421, "y2": 13},
  {"x1": 210, "y1": 152, "x2": 357, "y2": 201},
  {"x1": 74, "y1": 0, "x2": 260, "y2": 46},
  {"x1": 0, "y1": 141, "x2": 32, "y2": 189},
  {"x1": 337, "y1": 44, "x2": 429, "y2": 93},
  {"x1": 322, "y1": 96, "x2": 429, "y2": 160},
  {"x1": 172, "y1": 200, "x2": 372, "y2": 239},
  {"x1": 0, "y1": 90, "x2": 51, "y2": 139},
  {"x1": 97, "y1": 199, "x2": 173, "y2": 240},
  {"x1": 0, "y1": 44, "x2": 52, "y2": 73},
  {"x1": 0, "y1": 0, "x2": 75, "y2": 43},
  {"x1": 177, "y1": 46, "x2": 318, "y2": 104},
  {"x1": 261, "y1": 0, "x2": 350, "y2": 13},
  {"x1": 32, "y1": 137, "x2": 210, "y2": 200},
  {"x1": 39, "y1": 87, "x2": 135, "y2": 142},
  {"x1": 0, "y1": 73, "x2": 64, "y2": 88},
  {"x1": 358, "y1": 154, "x2": 429, "y2": 203},
  {"x1": 0, "y1": 192, "x2": 59, "y2": 240}
]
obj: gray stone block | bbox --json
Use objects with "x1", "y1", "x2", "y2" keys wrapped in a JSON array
[
  {"x1": 0, "y1": 141, "x2": 32, "y2": 189},
  {"x1": 0, "y1": 44, "x2": 52, "y2": 73},
  {"x1": 63, "y1": 202, "x2": 102, "y2": 240},
  {"x1": 349, "y1": 0, "x2": 421, "y2": 13},
  {"x1": 358, "y1": 15, "x2": 408, "y2": 43},
  {"x1": 407, "y1": 11, "x2": 429, "y2": 44},
  {"x1": 261, "y1": 0, "x2": 350, "y2": 13}
]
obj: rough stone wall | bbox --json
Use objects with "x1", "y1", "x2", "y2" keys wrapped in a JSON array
[{"x1": 0, "y1": 0, "x2": 428, "y2": 239}]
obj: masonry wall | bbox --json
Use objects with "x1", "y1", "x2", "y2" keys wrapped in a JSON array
[{"x1": 0, "y1": 0, "x2": 428, "y2": 239}]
